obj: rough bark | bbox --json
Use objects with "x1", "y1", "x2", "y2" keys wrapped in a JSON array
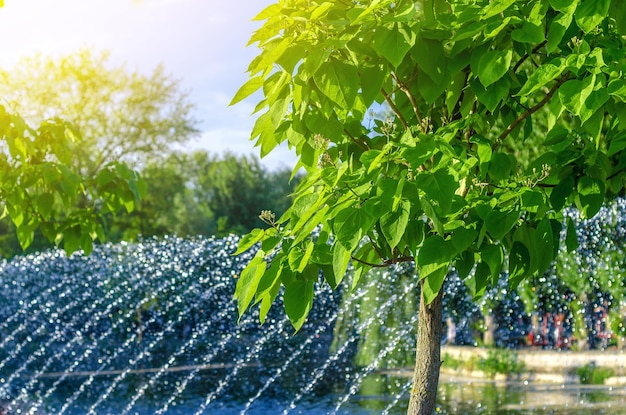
[{"x1": 407, "y1": 283, "x2": 444, "y2": 415}]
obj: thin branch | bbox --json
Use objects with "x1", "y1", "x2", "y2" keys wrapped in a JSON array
[
  {"x1": 513, "y1": 41, "x2": 547, "y2": 72},
  {"x1": 350, "y1": 255, "x2": 387, "y2": 268},
  {"x1": 381, "y1": 87, "x2": 409, "y2": 130},
  {"x1": 350, "y1": 254, "x2": 415, "y2": 268},
  {"x1": 391, "y1": 72, "x2": 423, "y2": 126},
  {"x1": 343, "y1": 128, "x2": 369, "y2": 151},
  {"x1": 493, "y1": 72, "x2": 570, "y2": 150}
]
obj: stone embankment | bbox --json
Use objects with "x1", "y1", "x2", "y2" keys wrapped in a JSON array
[{"x1": 440, "y1": 346, "x2": 626, "y2": 385}]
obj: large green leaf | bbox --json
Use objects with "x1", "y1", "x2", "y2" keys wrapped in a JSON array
[
  {"x1": 558, "y1": 75, "x2": 595, "y2": 116},
  {"x1": 372, "y1": 23, "x2": 416, "y2": 68},
  {"x1": 380, "y1": 199, "x2": 411, "y2": 249},
  {"x1": 517, "y1": 63, "x2": 564, "y2": 97},
  {"x1": 509, "y1": 241, "x2": 531, "y2": 287},
  {"x1": 333, "y1": 207, "x2": 375, "y2": 251},
  {"x1": 422, "y1": 266, "x2": 448, "y2": 304},
  {"x1": 415, "y1": 170, "x2": 458, "y2": 214},
  {"x1": 574, "y1": 0, "x2": 610, "y2": 33},
  {"x1": 284, "y1": 279, "x2": 315, "y2": 331},
  {"x1": 576, "y1": 176, "x2": 605, "y2": 219},
  {"x1": 314, "y1": 61, "x2": 359, "y2": 108},
  {"x1": 234, "y1": 255, "x2": 267, "y2": 320},
  {"x1": 418, "y1": 235, "x2": 455, "y2": 280},
  {"x1": 476, "y1": 49, "x2": 513, "y2": 87},
  {"x1": 331, "y1": 242, "x2": 351, "y2": 289}
]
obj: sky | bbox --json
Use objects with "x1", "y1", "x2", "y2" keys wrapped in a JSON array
[{"x1": 0, "y1": 0, "x2": 296, "y2": 170}]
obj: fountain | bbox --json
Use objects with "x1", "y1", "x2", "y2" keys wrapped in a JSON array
[
  {"x1": 0, "y1": 236, "x2": 420, "y2": 414},
  {"x1": 1, "y1": 199, "x2": 626, "y2": 414}
]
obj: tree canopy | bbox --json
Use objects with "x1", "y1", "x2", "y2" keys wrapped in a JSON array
[{"x1": 233, "y1": 1, "x2": 626, "y2": 413}]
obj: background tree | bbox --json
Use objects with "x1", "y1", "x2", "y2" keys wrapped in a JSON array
[
  {"x1": 0, "y1": 49, "x2": 198, "y2": 255},
  {"x1": 103, "y1": 150, "x2": 299, "y2": 243},
  {"x1": 233, "y1": 1, "x2": 626, "y2": 414},
  {"x1": 0, "y1": 49, "x2": 198, "y2": 177},
  {"x1": 0, "y1": 104, "x2": 143, "y2": 256}
]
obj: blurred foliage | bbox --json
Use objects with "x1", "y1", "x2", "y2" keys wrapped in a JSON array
[
  {"x1": 0, "y1": 50, "x2": 298, "y2": 257},
  {"x1": 0, "y1": 49, "x2": 198, "y2": 176}
]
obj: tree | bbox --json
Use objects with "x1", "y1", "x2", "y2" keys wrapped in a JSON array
[
  {"x1": 189, "y1": 151, "x2": 298, "y2": 235},
  {"x1": 0, "y1": 103, "x2": 144, "y2": 256},
  {"x1": 232, "y1": 1, "x2": 626, "y2": 413},
  {"x1": 0, "y1": 49, "x2": 197, "y2": 255},
  {"x1": 0, "y1": 49, "x2": 198, "y2": 177}
]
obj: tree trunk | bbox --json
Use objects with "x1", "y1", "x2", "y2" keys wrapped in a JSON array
[
  {"x1": 483, "y1": 313, "x2": 496, "y2": 347},
  {"x1": 407, "y1": 283, "x2": 444, "y2": 415}
]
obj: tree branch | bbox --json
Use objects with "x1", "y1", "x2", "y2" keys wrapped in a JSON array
[
  {"x1": 381, "y1": 87, "x2": 409, "y2": 130},
  {"x1": 391, "y1": 72, "x2": 423, "y2": 126},
  {"x1": 343, "y1": 128, "x2": 369, "y2": 151},
  {"x1": 514, "y1": 41, "x2": 547, "y2": 72},
  {"x1": 493, "y1": 72, "x2": 570, "y2": 150}
]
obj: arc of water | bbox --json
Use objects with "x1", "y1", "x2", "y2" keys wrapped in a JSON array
[
  {"x1": 84, "y1": 273, "x2": 215, "y2": 415},
  {"x1": 7, "y1": 276, "x2": 132, "y2": 413},
  {"x1": 380, "y1": 379, "x2": 413, "y2": 415},
  {"x1": 0, "y1": 286, "x2": 95, "y2": 402},
  {"x1": 155, "y1": 306, "x2": 261, "y2": 415},
  {"x1": 57, "y1": 269, "x2": 196, "y2": 415},
  {"x1": 0, "y1": 277, "x2": 66, "y2": 349},
  {"x1": 191, "y1": 313, "x2": 290, "y2": 415},
  {"x1": 27, "y1": 277, "x2": 137, "y2": 413},
  {"x1": 282, "y1": 274, "x2": 414, "y2": 415},
  {"x1": 0, "y1": 283, "x2": 74, "y2": 378},
  {"x1": 331, "y1": 313, "x2": 420, "y2": 414},
  {"x1": 240, "y1": 281, "x2": 373, "y2": 415},
  {"x1": 119, "y1": 282, "x2": 228, "y2": 415}
]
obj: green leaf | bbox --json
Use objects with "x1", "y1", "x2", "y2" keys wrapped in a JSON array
[
  {"x1": 558, "y1": 75, "x2": 595, "y2": 116},
  {"x1": 450, "y1": 227, "x2": 478, "y2": 253},
  {"x1": 467, "y1": 262, "x2": 491, "y2": 299},
  {"x1": 456, "y1": 251, "x2": 475, "y2": 279},
  {"x1": 547, "y1": 12, "x2": 573, "y2": 53},
  {"x1": 481, "y1": 0, "x2": 517, "y2": 20},
  {"x1": 534, "y1": 219, "x2": 555, "y2": 275},
  {"x1": 284, "y1": 279, "x2": 315, "y2": 332},
  {"x1": 230, "y1": 75, "x2": 264, "y2": 106},
  {"x1": 472, "y1": 76, "x2": 510, "y2": 113},
  {"x1": 415, "y1": 170, "x2": 458, "y2": 214},
  {"x1": 550, "y1": 176, "x2": 575, "y2": 211},
  {"x1": 517, "y1": 63, "x2": 564, "y2": 97},
  {"x1": 480, "y1": 243, "x2": 504, "y2": 282},
  {"x1": 314, "y1": 61, "x2": 359, "y2": 108},
  {"x1": 234, "y1": 255, "x2": 266, "y2": 320},
  {"x1": 418, "y1": 235, "x2": 455, "y2": 279},
  {"x1": 511, "y1": 21, "x2": 545, "y2": 44},
  {"x1": 333, "y1": 207, "x2": 375, "y2": 251},
  {"x1": 331, "y1": 242, "x2": 351, "y2": 289},
  {"x1": 549, "y1": 0, "x2": 578, "y2": 13},
  {"x1": 509, "y1": 241, "x2": 531, "y2": 287},
  {"x1": 372, "y1": 23, "x2": 416, "y2": 68},
  {"x1": 574, "y1": 0, "x2": 610, "y2": 33},
  {"x1": 422, "y1": 266, "x2": 448, "y2": 304},
  {"x1": 413, "y1": 37, "x2": 447, "y2": 81},
  {"x1": 476, "y1": 49, "x2": 512, "y2": 88},
  {"x1": 233, "y1": 228, "x2": 264, "y2": 255},
  {"x1": 36, "y1": 193, "x2": 55, "y2": 219},
  {"x1": 565, "y1": 216, "x2": 579, "y2": 252},
  {"x1": 610, "y1": 1, "x2": 626, "y2": 35},
  {"x1": 380, "y1": 199, "x2": 410, "y2": 249},
  {"x1": 288, "y1": 242, "x2": 315, "y2": 273},
  {"x1": 484, "y1": 209, "x2": 520, "y2": 241},
  {"x1": 576, "y1": 176, "x2": 605, "y2": 219}
]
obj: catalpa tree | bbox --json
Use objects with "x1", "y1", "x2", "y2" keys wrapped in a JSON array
[{"x1": 232, "y1": 0, "x2": 626, "y2": 413}]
